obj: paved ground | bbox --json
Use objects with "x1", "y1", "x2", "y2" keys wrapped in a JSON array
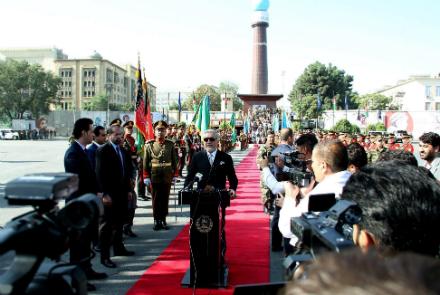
[{"x1": 0, "y1": 140, "x2": 285, "y2": 294}]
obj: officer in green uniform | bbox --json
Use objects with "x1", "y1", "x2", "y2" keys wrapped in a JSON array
[
  {"x1": 143, "y1": 120, "x2": 178, "y2": 230},
  {"x1": 256, "y1": 131, "x2": 277, "y2": 212},
  {"x1": 368, "y1": 135, "x2": 387, "y2": 163}
]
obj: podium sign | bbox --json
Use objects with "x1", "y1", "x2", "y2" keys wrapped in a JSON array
[{"x1": 181, "y1": 190, "x2": 230, "y2": 288}]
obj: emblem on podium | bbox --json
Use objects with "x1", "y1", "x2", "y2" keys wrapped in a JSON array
[{"x1": 195, "y1": 215, "x2": 213, "y2": 233}]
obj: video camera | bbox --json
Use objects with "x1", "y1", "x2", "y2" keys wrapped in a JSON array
[
  {"x1": 0, "y1": 173, "x2": 103, "y2": 295},
  {"x1": 284, "y1": 199, "x2": 361, "y2": 273},
  {"x1": 278, "y1": 151, "x2": 313, "y2": 187}
]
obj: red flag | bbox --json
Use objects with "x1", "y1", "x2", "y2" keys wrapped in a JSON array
[
  {"x1": 134, "y1": 58, "x2": 148, "y2": 140},
  {"x1": 142, "y1": 71, "x2": 154, "y2": 140}
]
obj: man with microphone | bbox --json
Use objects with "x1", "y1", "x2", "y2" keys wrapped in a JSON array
[{"x1": 184, "y1": 129, "x2": 238, "y2": 264}]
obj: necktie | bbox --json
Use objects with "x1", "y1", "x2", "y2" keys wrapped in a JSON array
[
  {"x1": 116, "y1": 146, "x2": 124, "y2": 175},
  {"x1": 209, "y1": 153, "x2": 214, "y2": 166}
]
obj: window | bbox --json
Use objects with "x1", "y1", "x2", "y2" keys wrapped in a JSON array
[
  {"x1": 425, "y1": 102, "x2": 432, "y2": 110},
  {"x1": 436, "y1": 102, "x2": 440, "y2": 110},
  {"x1": 83, "y1": 81, "x2": 87, "y2": 87},
  {"x1": 83, "y1": 91, "x2": 87, "y2": 97},
  {"x1": 436, "y1": 86, "x2": 440, "y2": 97},
  {"x1": 425, "y1": 86, "x2": 431, "y2": 97},
  {"x1": 84, "y1": 71, "x2": 88, "y2": 77}
]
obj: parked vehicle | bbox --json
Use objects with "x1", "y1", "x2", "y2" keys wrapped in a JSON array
[{"x1": 0, "y1": 129, "x2": 19, "y2": 140}]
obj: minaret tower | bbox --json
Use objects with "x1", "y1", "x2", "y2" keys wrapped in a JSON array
[{"x1": 251, "y1": 0, "x2": 270, "y2": 94}]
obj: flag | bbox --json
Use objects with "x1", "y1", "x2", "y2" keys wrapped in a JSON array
[
  {"x1": 344, "y1": 95, "x2": 349, "y2": 111},
  {"x1": 230, "y1": 112, "x2": 237, "y2": 143},
  {"x1": 272, "y1": 113, "x2": 280, "y2": 132},
  {"x1": 196, "y1": 95, "x2": 210, "y2": 135},
  {"x1": 134, "y1": 57, "x2": 148, "y2": 151},
  {"x1": 333, "y1": 96, "x2": 337, "y2": 111},
  {"x1": 178, "y1": 91, "x2": 182, "y2": 113},
  {"x1": 191, "y1": 98, "x2": 203, "y2": 124},
  {"x1": 357, "y1": 109, "x2": 361, "y2": 120},
  {"x1": 243, "y1": 116, "x2": 249, "y2": 134},
  {"x1": 378, "y1": 109, "x2": 382, "y2": 120},
  {"x1": 281, "y1": 111, "x2": 288, "y2": 128},
  {"x1": 317, "y1": 93, "x2": 322, "y2": 111},
  {"x1": 142, "y1": 70, "x2": 154, "y2": 141}
]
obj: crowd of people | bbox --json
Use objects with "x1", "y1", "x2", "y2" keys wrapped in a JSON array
[{"x1": 255, "y1": 125, "x2": 440, "y2": 294}]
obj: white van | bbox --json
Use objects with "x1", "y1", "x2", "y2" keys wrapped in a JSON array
[{"x1": 0, "y1": 129, "x2": 19, "y2": 140}]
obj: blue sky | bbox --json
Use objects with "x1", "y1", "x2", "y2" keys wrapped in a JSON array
[{"x1": 2, "y1": 0, "x2": 439, "y2": 102}]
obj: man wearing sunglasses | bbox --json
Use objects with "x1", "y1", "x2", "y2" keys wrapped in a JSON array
[{"x1": 184, "y1": 129, "x2": 238, "y2": 196}]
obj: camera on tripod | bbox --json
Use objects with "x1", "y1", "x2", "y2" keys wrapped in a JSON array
[
  {"x1": 0, "y1": 173, "x2": 103, "y2": 295},
  {"x1": 278, "y1": 151, "x2": 313, "y2": 187}
]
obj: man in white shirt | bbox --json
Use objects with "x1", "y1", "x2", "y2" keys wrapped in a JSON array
[
  {"x1": 419, "y1": 132, "x2": 440, "y2": 180},
  {"x1": 278, "y1": 140, "x2": 352, "y2": 245}
]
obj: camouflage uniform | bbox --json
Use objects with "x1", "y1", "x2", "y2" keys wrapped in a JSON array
[{"x1": 256, "y1": 143, "x2": 277, "y2": 209}]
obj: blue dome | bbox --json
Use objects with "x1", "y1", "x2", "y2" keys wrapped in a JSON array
[{"x1": 253, "y1": 0, "x2": 269, "y2": 11}]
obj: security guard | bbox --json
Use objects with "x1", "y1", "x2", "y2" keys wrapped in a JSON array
[
  {"x1": 143, "y1": 120, "x2": 178, "y2": 230},
  {"x1": 122, "y1": 120, "x2": 138, "y2": 237}
]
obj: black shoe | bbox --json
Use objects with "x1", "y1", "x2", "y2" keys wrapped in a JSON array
[
  {"x1": 123, "y1": 227, "x2": 138, "y2": 237},
  {"x1": 101, "y1": 258, "x2": 117, "y2": 268},
  {"x1": 85, "y1": 269, "x2": 108, "y2": 280},
  {"x1": 161, "y1": 220, "x2": 169, "y2": 230},
  {"x1": 87, "y1": 282, "x2": 97, "y2": 292},
  {"x1": 153, "y1": 220, "x2": 162, "y2": 231},
  {"x1": 271, "y1": 246, "x2": 283, "y2": 252},
  {"x1": 114, "y1": 249, "x2": 135, "y2": 256}
]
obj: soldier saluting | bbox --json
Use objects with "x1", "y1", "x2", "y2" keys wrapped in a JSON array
[{"x1": 143, "y1": 120, "x2": 178, "y2": 231}]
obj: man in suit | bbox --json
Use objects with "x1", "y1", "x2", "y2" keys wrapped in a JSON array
[
  {"x1": 64, "y1": 118, "x2": 107, "y2": 291},
  {"x1": 184, "y1": 129, "x2": 238, "y2": 264},
  {"x1": 86, "y1": 125, "x2": 106, "y2": 171},
  {"x1": 96, "y1": 123, "x2": 135, "y2": 268},
  {"x1": 184, "y1": 129, "x2": 238, "y2": 194}
]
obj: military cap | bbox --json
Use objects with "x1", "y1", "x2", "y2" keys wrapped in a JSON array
[
  {"x1": 110, "y1": 118, "x2": 122, "y2": 126},
  {"x1": 388, "y1": 133, "x2": 395, "y2": 138},
  {"x1": 402, "y1": 134, "x2": 411, "y2": 138},
  {"x1": 123, "y1": 120, "x2": 134, "y2": 128},
  {"x1": 153, "y1": 120, "x2": 168, "y2": 129},
  {"x1": 176, "y1": 121, "x2": 187, "y2": 128}
]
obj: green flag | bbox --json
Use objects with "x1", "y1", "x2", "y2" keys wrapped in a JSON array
[
  {"x1": 230, "y1": 112, "x2": 236, "y2": 143},
  {"x1": 196, "y1": 95, "x2": 210, "y2": 135}
]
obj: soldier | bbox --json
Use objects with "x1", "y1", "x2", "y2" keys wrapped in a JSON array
[
  {"x1": 401, "y1": 134, "x2": 414, "y2": 153},
  {"x1": 143, "y1": 120, "x2": 178, "y2": 231},
  {"x1": 173, "y1": 122, "x2": 190, "y2": 177},
  {"x1": 121, "y1": 120, "x2": 138, "y2": 237},
  {"x1": 386, "y1": 133, "x2": 400, "y2": 151},
  {"x1": 368, "y1": 135, "x2": 387, "y2": 163},
  {"x1": 256, "y1": 131, "x2": 277, "y2": 213}
]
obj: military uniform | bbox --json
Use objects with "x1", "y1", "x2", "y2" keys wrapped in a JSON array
[
  {"x1": 143, "y1": 121, "x2": 178, "y2": 230},
  {"x1": 256, "y1": 143, "x2": 277, "y2": 210},
  {"x1": 173, "y1": 122, "x2": 190, "y2": 177},
  {"x1": 400, "y1": 135, "x2": 414, "y2": 153},
  {"x1": 368, "y1": 137, "x2": 387, "y2": 163}
]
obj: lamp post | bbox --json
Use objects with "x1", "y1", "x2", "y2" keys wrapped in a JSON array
[{"x1": 105, "y1": 83, "x2": 112, "y2": 127}]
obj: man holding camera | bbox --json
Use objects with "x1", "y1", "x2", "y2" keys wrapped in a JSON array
[
  {"x1": 256, "y1": 131, "x2": 277, "y2": 212},
  {"x1": 278, "y1": 140, "x2": 351, "y2": 247}
]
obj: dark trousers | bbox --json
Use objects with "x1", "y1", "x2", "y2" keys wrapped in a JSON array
[
  {"x1": 271, "y1": 205, "x2": 283, "y2": 250},
  {"x1": 151, "y1": 182, "x2": 172, "y2": 220},
  {"x1": 70, "y1": 220, "x2": 97, "y2": 271},
  {"x1": 179, "y1": 151, "x2": 187, "y2": 176},
  {"x1": 100, "y1": 205, "x2": 126, "y2": 259}
]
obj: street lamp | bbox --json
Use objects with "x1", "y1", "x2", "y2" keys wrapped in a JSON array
[{"x1": 105, "y1": 83, "x2": 113, "y2": 127}]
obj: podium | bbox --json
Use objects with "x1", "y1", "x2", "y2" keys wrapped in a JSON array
[{"x1": 180, "y1": 190, "x2": 230, "y2": 288}]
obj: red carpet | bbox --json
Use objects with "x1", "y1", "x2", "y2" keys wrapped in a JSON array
[{"x1": 127, "y1": 146, "x2": 269, "y2": 295}]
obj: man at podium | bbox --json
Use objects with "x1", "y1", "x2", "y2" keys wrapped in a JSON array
[{"x1": 184, "y1": 128, "x2": 238, "y2": 265}]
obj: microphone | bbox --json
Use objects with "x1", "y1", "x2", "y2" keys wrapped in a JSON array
[{"x1": 184, "y1": 172, "x2": 203, "y2": 190}]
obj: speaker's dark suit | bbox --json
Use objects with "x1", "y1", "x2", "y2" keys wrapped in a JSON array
[
  {"x1": 95, "y1": 142, "x2": 132, "y2": 259},
  {"x1": 184, "y1": 149, "x2": 238, "y2": 264},
  {"x1": 64, "y1": 140, "x2": 98, "y2": 271},
  {"x1": 86, "y1": 142, "x2": 100, "y2": 171},
  {"x1": 184, "y1": 150, "x2": 238, "y2": 191}
]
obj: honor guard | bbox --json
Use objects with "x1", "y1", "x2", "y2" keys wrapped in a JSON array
[
  {"x1": 174, "y1": 122, "x2": 190, "y2": 177},
  {"x1": 386, "y1": 133, "x2": 400, "y2": 151},
  {"x1": 400, "y1": 134, "x2": 414, "y2": 153},
  {"x1": 143, "y1": 120, "x2": 178, "y2": 231},
  {"x1": 368, "y1": 135, "x2": 387, "y2": 163},
  {"x1": 122, "y1": 120, "x2": 138, "y2": 237}
]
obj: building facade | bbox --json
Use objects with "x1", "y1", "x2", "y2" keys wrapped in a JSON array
[
  {"x1": 377, "y1": 75, "x2": 440, "y2": 111},
  {"x1": 0, "y1": 47, "x2": 68, "y2": 72}
]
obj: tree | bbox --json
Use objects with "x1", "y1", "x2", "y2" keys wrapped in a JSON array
[
  {"x1": 289, "y1": 62, "x2": 354, "y2": 118},
  {"x1": 183, "y1": 84, "x2": 221, "y2": 111},
  {"x1": 83, "y1": 94, "x2": 108, "y2": 111},
  {"x1": 356, "y1": 93, "x2": 392, "y2": 110},
  {"x1": 218, "y1": 81, "x2": 243, "y2": 111},
  {"x1": 169, "y1": 101, "x2": 179, "y2": 111},
  {"x1": 0, "y1": 60, "x2": 61, "y2": 121},
  {"x1": 334, "y1": 119, "x2": 360, "y2": 133}
]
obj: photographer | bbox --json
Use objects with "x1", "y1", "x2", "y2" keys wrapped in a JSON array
[
  {"x1": 341, "y1": 160, "x2": 440, "y2": 257},
  {"x1": 256, "y1": 131, "x2": 277, "y2": 212},
  {"x1": 278, "y1": 140, "x2": 351, "y2": 246}
]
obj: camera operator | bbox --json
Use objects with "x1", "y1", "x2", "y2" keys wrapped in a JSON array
[
  {"x1": 341, "y1": 160, "x2": 440, "y2": 257},
  {"x1": 256, "y1": 130, "x2": 277, "y2": 212},
  {"x1": 64, "y1": 118, "x2": 107, "y2": 291},
  {"x1": 278, "y1": 140, "x2": 351, "y2": 247}
]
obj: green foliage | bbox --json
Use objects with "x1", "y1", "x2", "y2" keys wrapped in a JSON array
[
  {"x1": 0, "y1": 59, "x2": 61, "y2": 120},
  {"x1": 169, "y1": 101, "x2": 179, "y2": 110},
  {"x1": 291, "y1": 121, "x2": 301, "y2": 131},
  {"x1": 366, "y1": 122, "x2": 386, "y2": 132},
  {"x1": 219, "y1": 120, "x2": 232, "y2": 131},
  {"x1": 357, "y1": 93, "x2": 392, "y2": 110},
  {"x1": 289, "y1": 61, "x2": 355, "y2": 119},
  {"x1": 83, "y1": 94, "x2": 108, "y2": 111},
  {"x1": 334, "y1": 119, "x2": 360, "y2": 133}
]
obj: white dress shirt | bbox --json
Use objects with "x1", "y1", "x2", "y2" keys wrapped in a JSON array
[
  {"x1": 207, "y1": 150, "x2": 217, "y2": 166},
  {"x1": 278, "y1": 170, "x2": 352, "y2": 244},
  {"x1": 262, "y1": 167, "x2": 285, "y2": 195}
]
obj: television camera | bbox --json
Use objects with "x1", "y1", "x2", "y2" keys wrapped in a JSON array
[
  {"x1": 0, "y1": 173, "x2": 103, "y2": 295},
  {"x1": 284, "y1": 200, "x2": 362, "y2": 276},
  {"x1": 277, "y1": 151, "x2": 313, "y2": 188}
]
